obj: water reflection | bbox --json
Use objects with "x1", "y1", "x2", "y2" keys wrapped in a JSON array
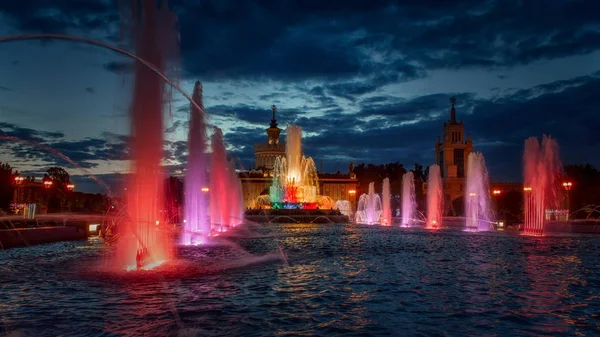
[{"x1": 2, "y1": 225, "x2": 600, "y2": 336}]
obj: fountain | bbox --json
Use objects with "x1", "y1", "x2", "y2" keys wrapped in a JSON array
[
  {"x1": 210, "y1": 128, "x2": 232, "y2": 232},
  {"x1": 381, "y1": 178, "x2": 392, "y2": 226},
  {"x1": 355, "y1": 182, "x2": 382, "y2": 224},
  {"x1": 115, "y1": 0, "x2": 179, "y2": 271},
  {"x1": 523, "y1": 136, "x2": 561, "y2": 235},
  {"x1": 426, "y1": 165, "x2": 443, "y2": 228},
  {"x1": 228, "y1": 159, "x2": 244, "y2": 227},
  {"x1": 401, "y1": 171, "x2": 416, "y2": 227},
  {"x1": 269, "y1": 125, "x2": 320, "y2": 206},
  {"x1": 334, "y1": 200, "x2": 352, "y2": 217},
  {"x1": 465, "y1": 152, "x2": 493, "y2": 231},
  {"x1": 181, "y1": 81, "x2": 209, "y2": 245}
]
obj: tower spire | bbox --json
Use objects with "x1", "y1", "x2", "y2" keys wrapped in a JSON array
[
  {"x1": 449, "y1": 96, "x2": 457, "y2": 124},
  {"x1": 270, "y1": 104, "x2": 278, "y2": 128}
]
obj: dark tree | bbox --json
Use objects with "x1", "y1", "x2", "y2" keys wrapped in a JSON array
[
  {"x1": 47, "y1": 167, "x2": 71, "y2": 189},
  {"x1": 0, "y1": 162, "x2": 18, "y2": 210},
  {"x1": 563, "y1": 163, "x2": 600, "y2": 218}
]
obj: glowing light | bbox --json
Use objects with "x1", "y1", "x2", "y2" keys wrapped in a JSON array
[
  {"x1": 89, "y1": 224, "x2": 99, "y2": 231},
  {"x1": 348, "y1": 189, "x2": 356, "y2": 195},
  {"x1": 523, "y1": 187, "x2": 532, "y2": 192},
  {"x1": 201, "y1": 187, "x2": 209, "y2": 192},
  {"x1": 562, "y1": 181, "x2": 572, "y2": 190},
  {"x1": 492, "y1": 190, "x2": 501, "y2": 195},
  {"x1": 14, "y1": 176, "x2": 24, "y2": 184},
  {"x1": 67, "y1": 183, "x2": 75, "y2": 191},
  {"x1": 155, "y1": 220, "x2": 160, "y2": 225},
  {"x1": 469, "y1": 192, "x2": 477, "y2": 197},
  {"x1": 43, "y1": 180, "x2": 53, "y2": 188},
  {"x1": 183, "y1": 219, "x2": 187, "y2": 223}
]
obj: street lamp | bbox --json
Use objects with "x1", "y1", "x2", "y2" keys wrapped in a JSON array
[
  {"x1": 43, "y1": 180, "x2": 53, "y2": 188},
  {"x1": 492, "y1": 190, "x2": 501, "y2": 196},
  {"x1": 14, "y1": 176, "x2": 24, "y2": 184},
  {"x1": 201, "y1": 187, "x2": 209, "y2": 193},
  {"x1": 562, "y1": 181, "x2": 573, "y2": 220},
  {"x1": 67, "y1": 183, "x2": 75, "y2": 191}
]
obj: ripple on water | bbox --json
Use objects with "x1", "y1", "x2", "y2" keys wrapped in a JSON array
[{"x1": 1, "y1": 224, "x2": 600, "y2": 336}]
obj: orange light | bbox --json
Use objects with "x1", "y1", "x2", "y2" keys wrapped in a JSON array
[
  {"x1": 67, "y1": 183, "x2": 75, "y2": 191},
  {"x1": 201, "y1": 187, "x2": 209, "y2": 193},
  {"x1": 492, "y1": 190, "x2": 501, "y2": 195},
  {"x1": 43, "y1": 181, "x2": 53, "y2": 188},
  {"x1": 469, "y1": 192, "x2": 476, "y2": 197},
  {"x1": 14, "y1": 176, "x2": 24, "y2": 184},
  {"x1": 348, "y1": 189, "x2": 356, "y2": 195},
  {"x1": 562, "y1": 181, "x2": 572, "y2": 189},
  {"x1": 523, "y1": 187, "x2": 532, "y2": 192}
]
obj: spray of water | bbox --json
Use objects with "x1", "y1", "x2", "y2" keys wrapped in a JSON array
[
  {"x1": 426, "y1": 165, "x2": 443, "y2": 228},
  {"x1": 465, "y1": 152, "x2": 492, "y2": 231},
  {"x1": 523, "y1": 135, "x2": 561, "y2": 235},
  {"x1": 401, "y1": 171, "x2": 416, "y2": 227},
  {"x1": 381, "y1": 177, "x2": 392, "y2": 226}
]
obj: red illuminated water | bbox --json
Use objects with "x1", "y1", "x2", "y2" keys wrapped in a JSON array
[
  {"x1": 210, "y1": 128, "x2": 231, "y2": 232},
  {"x1": 115, "y1": 0, "x2": 179, "y2": 270},
  {"x1": 523, "y1": 136, "x2": 561, "y2": 235},
  {"x1": 426, "y1": 164, "x2": 443, "y2": 228}
]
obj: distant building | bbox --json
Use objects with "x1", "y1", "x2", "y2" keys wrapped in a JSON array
[
  {"x1": 434, "y1": 96, "x2": 474, "y2": 204},
  {"x1": 240, "y1": 105, "x2": 357, "y2": 209},
  {"x1": 253, "y1": 105, "x2": 285, "y2": 170}
]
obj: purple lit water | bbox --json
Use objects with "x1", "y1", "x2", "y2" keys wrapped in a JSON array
[
  {"x1": 355, "y1": 182, "x2": 382, "y2": 224},
  {"x1": 181, "y1": 82, "x2": 209, "y2": 245},
  {"x1": 465, "y1": 152, "x2": 492, "y2": 231},
  {"x1": 401, "y1": 171, "x2": 416, "y2": 227}
]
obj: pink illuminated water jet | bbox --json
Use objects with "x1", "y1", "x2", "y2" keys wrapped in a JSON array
[
  {"x1": 426, "y1": 165, "x2": 443, "y2": 229},
  {"x1": 523, "y1": 136, "x2": 561, "y2": 235},
  {"x1": 401, "y1": 171, "x2": 416, "y2": 227},
  {"x1": 465, "y1": 152, "x2": 492, "y2": 231},
  {"x1": 181, "y1": 81, "x2": 209, "y2": 245},
  {"x1": 115, "y1": 0, "x2": 179, "y2": 270}
]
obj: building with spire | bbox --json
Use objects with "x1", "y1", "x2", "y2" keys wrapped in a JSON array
[
  {"x1": 253, "y1": 105, "x2": 285, "y2": 169},
  {"x1": 434, "y1": 96, "x2": 474, "y2": 206},
  {"x1": 238, "y1": 105, "x2": 357, "y2": 210}
]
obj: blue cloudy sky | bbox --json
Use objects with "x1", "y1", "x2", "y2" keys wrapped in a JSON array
[{"x1": 0, "y1": 0, "x2": 599, "y2": 193}]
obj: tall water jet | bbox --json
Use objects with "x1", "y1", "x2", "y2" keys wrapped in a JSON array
[
  {"x1": 401, "y1": 171, "x2": 416, "y2": 227},
  {"x1": 355, "y1": 182, "x2": 382, "y2": 224},
  {"x1": 465, "y1": 152, "x2": 492, "y2": 231},
  {"x1": 523, "y1": 136, "x2": 561, "y2": 235},
  {"x1": 210, "y1": 128, "x2": 230, "y2": 232},
  {"x1": 228, "y1": 159, "x2": 244, "y2": 227},
  {"x1": 181, "y1": 81, "x2": 209, "y2": 245},
  {"x1": 381, "y1": 178, "x2": 392, "y2": 226},
  {"x1": 426, "y1": 165, "x2": 443, "y2": 228},
  {"x1": 115, "y1": 0, "x2": 179, "y2": 270}
]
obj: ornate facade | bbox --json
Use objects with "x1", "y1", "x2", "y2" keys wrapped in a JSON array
[
  {"x1": 434, "y1": 97, "x2": 474, "y2": 203},
  {"x1": 240, "y1": 105, "x2": 358, "y2": 209},
  {"x1": 253, "y1": 105, "x2": 285, "y2": 169}
]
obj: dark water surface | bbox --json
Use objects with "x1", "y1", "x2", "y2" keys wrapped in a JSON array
[{"x1": 1, "y1": 223, "x2": 600, "y2": 336}]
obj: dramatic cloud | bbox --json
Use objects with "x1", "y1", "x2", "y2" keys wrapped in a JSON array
[{"x1": 1, "y1": 0, "x2": 600, "y2": 192}]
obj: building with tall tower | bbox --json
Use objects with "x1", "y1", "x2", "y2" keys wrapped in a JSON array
[
  {"x1": 239, "y1": 105, "x2": 357, "y2": 210},
  {"x1": 253, "y1": 105, "x2": 285, "y2": 169},
  {"x1": 434, "y1": 97, "x2": 474, "y2": 206}
]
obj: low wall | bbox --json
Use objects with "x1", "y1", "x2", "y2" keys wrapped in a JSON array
[
  {"x1": 544, "y1": 220, "x2": 600, "y2": 234},
  {"x1": 0, "y1": 224, "x2": 88, "y2": 249}
]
